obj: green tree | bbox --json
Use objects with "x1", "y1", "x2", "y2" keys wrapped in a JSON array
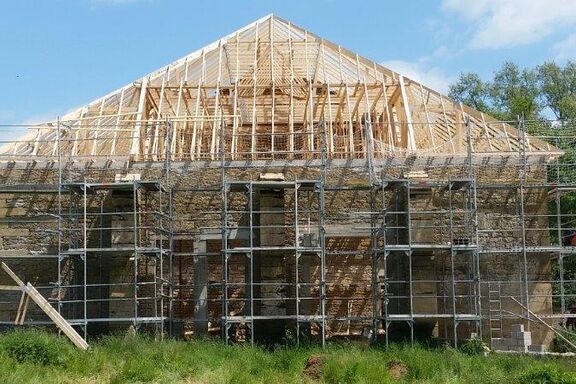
[
  {"x1": 448, "y1": 73, "x2": 491, "y2": 114},
  {"x1": 537, "y1": 61, "x2": 576, "y2": 120},
  {"x1": 490, "y1": 62, "x2": 541, "y2": 120},
  {"x1": 449, "y1": 60, "x2": 576, "y2": 121},
  {"x1": 449, "y1": 62, "x2": 543, "y2": 121}
]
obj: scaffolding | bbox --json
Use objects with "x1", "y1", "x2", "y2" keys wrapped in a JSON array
[
  {"x1": 0, "y1": 121, "x2": 174, "y2": 339},
  {"x1": 0, "y1": 116, "x2": 575, "y2": 348},
  {"x1": 57, "y1": 180, "x2": 172, "y2": 337},
  {"x1": 3, "y1": 15, "x2": 576, "y2": 350},
  {"x1": 221, "y1": 179, "x2": 326, "y2": 345}
]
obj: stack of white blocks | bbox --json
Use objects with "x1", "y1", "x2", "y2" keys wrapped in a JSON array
[{"x1": 491, "y1": 324, "x2": 545, "y2": 352}]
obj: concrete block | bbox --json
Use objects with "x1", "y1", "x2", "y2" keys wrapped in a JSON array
[
  {"x1": 511, "y1": 332, "x2": 531, "y2": 345},
  {"x1": 491, "y1": 338, "x2": 509, "y2": 350},
  {"x1": 528, "y1": 344, "x2": 546, "y2": 353},
  {"x1": 503, "y1": 338, "x2": 515, "y2": 347},
  {"x1": 508, "y1": 346, "x2": 520, "y2": 352},
  {"x1": 508, "y1": 344, "x2": 528, "y2": 352},
  {"x1": 511, "y1": 324, "x2": 524, "y2": 333},
  {"x1": 519, "y1": 345, "x2": 528, "y2": 352}
]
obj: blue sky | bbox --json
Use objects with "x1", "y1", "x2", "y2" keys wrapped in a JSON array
[{"x1": 0, "y1": 0, "x2": 575, "y2": 129}]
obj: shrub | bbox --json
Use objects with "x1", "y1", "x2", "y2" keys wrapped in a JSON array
[
  {"x1": 459, "y1": 337, "x2": 489, "y2": 355},
  {"x1": 518, "y1": 365, "x2": 576, "y2": 384},
  {"x1": 552, "y1": 329, "x2": 576, "y2": 353},
  {"x1": 0, "y1": 329, "x2": 70, "y2": 366}
]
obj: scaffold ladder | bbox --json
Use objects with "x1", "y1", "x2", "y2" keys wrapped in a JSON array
[{"x1": 488, "y1": 282, "x2": 503, "y2": 339}]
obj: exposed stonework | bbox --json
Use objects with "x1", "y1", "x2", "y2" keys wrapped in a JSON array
[{"x1": 0, "y1": 161, "x2": 556, "y2": 346}]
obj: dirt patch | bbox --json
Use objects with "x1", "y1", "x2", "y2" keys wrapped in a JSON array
[
  {"x1": 303, "y1": 355, "x2": 324, "y2": 380},
  {"x1": 387, "y1": 360, "x2": 408, "y2": 380}
]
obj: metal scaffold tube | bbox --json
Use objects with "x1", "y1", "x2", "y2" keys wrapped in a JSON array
[{"x1": 1, "y1": 113, "x2": 576, "y2": 350}]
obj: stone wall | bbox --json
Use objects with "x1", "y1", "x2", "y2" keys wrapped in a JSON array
[{"x1": 0, "y1": 162, "x2": 555, "y2": 345}]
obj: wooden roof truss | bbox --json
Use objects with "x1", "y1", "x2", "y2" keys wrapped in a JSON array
[{"x1": 1, "y1": 14, "x2": 561, "y2": 162}]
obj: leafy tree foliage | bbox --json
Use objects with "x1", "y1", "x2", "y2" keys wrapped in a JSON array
[
  {"x1": 538, "y1": 61, "x2": 576, "y2": 120},
  {"x1": 449, "y1": 61, "x2": 576, "y2": 122}
]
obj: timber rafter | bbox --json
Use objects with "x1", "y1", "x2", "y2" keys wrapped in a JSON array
[{"x1": 0, "y1": 14, "x2": 561, "y2": 161}]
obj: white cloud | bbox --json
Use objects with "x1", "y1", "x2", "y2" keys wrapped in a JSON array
[
  {"x1": 553, "y1": 34, "x2": 576, "y2": 60},
  {"x1": 441, "y1": 0, "x2": 576, "y2": 49},
  {"x1": 381, "y1": 60, "x2": 454, "y2": 94}
]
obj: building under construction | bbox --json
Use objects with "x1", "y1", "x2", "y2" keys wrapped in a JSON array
[{"x1": 0, "y1": 15, "x2": 575, "y2": 349}]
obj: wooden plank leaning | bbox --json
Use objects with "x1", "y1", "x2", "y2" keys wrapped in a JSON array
[
  {"x1": 1, "y1": 262, "x2": 89, "y2": 350},
  {"x1": 511, "y1": 297, "x2": 576, "y2": 352}
]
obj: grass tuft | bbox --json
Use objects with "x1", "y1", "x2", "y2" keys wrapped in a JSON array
[
  {"x1": 0, "y1": 328, "x2": 72, "y2": 366},
  {"x1": 518, "y1": 365, "x2": 576, "y2": 384},
  {"x1": 0, "y1": 330, "x2": 575, "y2": 383}
]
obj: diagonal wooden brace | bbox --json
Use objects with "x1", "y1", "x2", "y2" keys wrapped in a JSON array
[{"x1": 1, "y1": 262, "x2": 89, "y2": 350}]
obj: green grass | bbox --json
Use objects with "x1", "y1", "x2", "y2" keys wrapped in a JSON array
[{"x1": 1, "y1": 330, "x2": 576, "y2": 384}]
